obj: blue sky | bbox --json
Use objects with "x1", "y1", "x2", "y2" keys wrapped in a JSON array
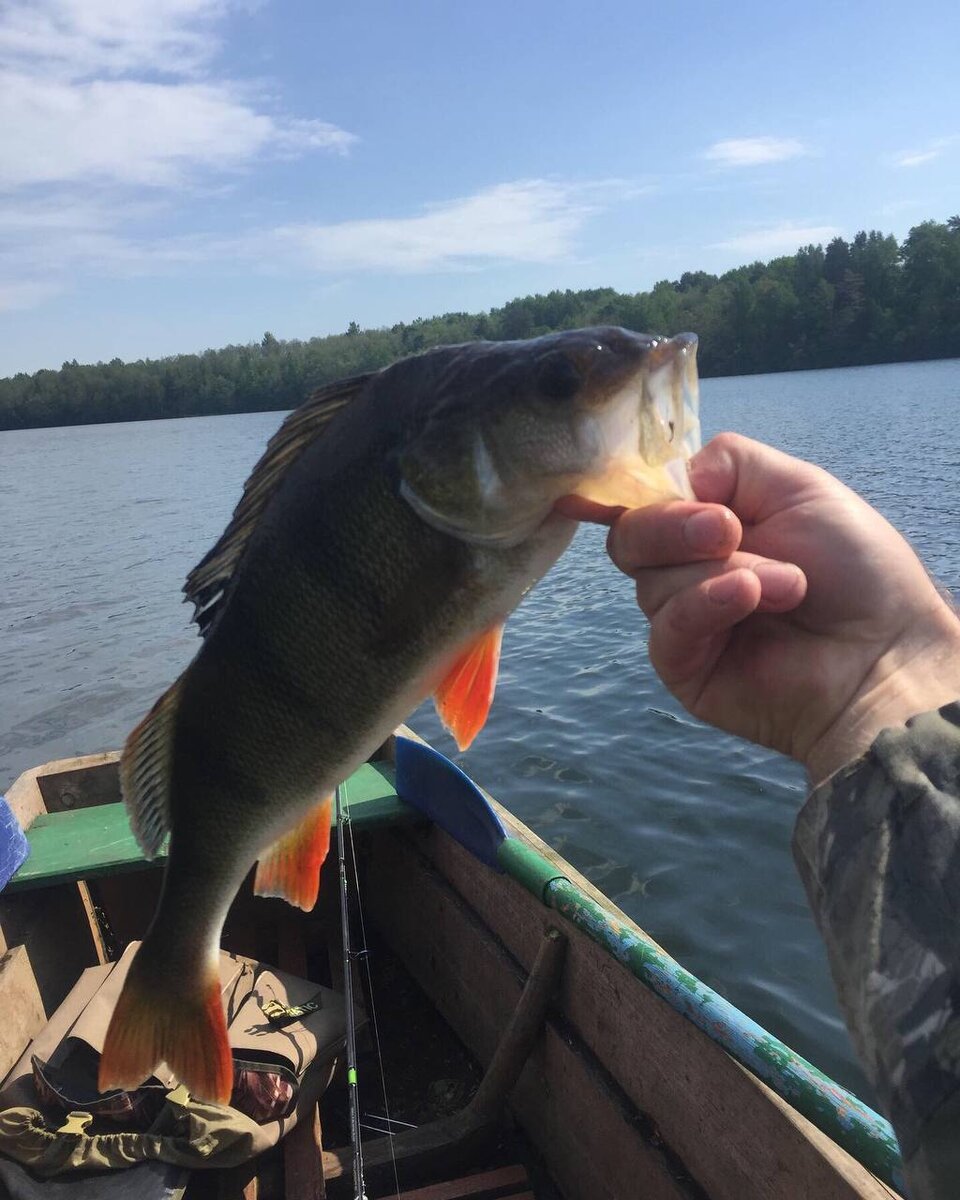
[{"x1": 1, "y1": 0, "x2": 958, "y2": 377}]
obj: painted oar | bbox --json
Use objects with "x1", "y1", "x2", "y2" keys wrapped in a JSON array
[{"x1": 393, "y1": 736, "x2": 905, "y2": 1193}]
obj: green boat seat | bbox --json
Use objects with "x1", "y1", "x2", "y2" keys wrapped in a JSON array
[{"x1": 5, "y1": 762, "x2": 414, "y2": 893}]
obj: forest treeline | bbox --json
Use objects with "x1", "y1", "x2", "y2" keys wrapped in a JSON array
[{"x1": 2, "y1": 217, "x2": 958, "y2": 431}]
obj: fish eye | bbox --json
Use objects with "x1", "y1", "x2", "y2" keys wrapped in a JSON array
[{"x1": 536, "y1": 353, "x2": 582, "y2": 402}]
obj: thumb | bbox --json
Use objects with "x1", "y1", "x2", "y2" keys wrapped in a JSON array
[{"x1": 690, "y1": 433, "x2": 827, "y2": 523}]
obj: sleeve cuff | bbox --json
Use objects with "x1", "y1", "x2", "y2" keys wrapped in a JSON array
[{"x1": 792, "y1": 701, "x2": 960, "y2": 1172}]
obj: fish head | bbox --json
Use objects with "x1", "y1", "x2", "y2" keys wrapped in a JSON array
[{"x1": 395, "y1": 326, "x2": 701, "y2": 547}]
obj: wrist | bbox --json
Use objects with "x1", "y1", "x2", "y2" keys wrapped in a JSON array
[{"x1": 804, "y1": 605, "x2": 960, "y2": 787}]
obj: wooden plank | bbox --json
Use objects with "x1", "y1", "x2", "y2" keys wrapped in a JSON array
[
  {"x1": 395, "y1": 726, "x2": 660, "y2": 950},
  {"x1": 278, "y1": 918, "x2": 310, "y2": 978},
  {"x1": 3, "y1": 763, "x2": 47, "y2": 835},
  {"x1": 91, "y1": 868, "x2": 164, "y2": 951},
  {"x1": 4, "y1": 752, "x2": 120, "y2": 832},
  {"x1": 5, "y1": 802, "x2": 159, "y2": 889},
  {"x1": 0, "y1": 945, "x2": 45, "y2": 1080},
  {"x1": 35, "y1": 758, "x2": 123, "y2": 814},
  {"x1": 417, "y1": 826, "x2": 899, "y2": 1200},
  {"x1": 0, "y1": 882, "x2": 104, "y2": 1017},
  {"x1": 214, "y1": 1160, "x2": 259, "y2": 1200},
  {"x1": 366, "y1": 830, "x2": 696, "y2": 1200},
  {"x1": 386, "y1": 1164, "x2": 528, "y2": 1199},
  {"x1": 5, "y1": 762, "x2": 414, "y2": 893},
  {"x1": 284, "y1": 1103, "x2": 326, "y2": 1200},
  {"x1": 76, "y1": 880, "x2": 110, "y2": 965}
]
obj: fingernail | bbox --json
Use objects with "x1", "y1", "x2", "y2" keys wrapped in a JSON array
[
  {"x1": 705, "y1": 573, "x2": 742, "y2": 606},
  {"x1": 683, "y1": 509, "x2": 733, "y2": 553},
  {"x1": 753, "y1": 562, "x2": 801, "y2": 604}
]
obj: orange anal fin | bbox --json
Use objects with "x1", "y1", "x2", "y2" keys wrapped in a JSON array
[
  {"x1": 99, "y1": 949, "x2": 232, "y2": 1104},
  {"x1": 433, "y1": 624, "x2": 504, "y2": 752},
  {"x1": 253, "y1": 795, "x2": 333, "y2": 912}
]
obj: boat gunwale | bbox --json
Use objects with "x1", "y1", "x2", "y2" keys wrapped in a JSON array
[{"x1": 1, "y1": 739, "x2": 904, "y2": 1197}]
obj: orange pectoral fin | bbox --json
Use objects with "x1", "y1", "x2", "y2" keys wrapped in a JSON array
[
  {"x1": 253, "y1": 794, "x2": 333, "y2": 912},
  {"x1": 433, "y1": 623, "x2": 504, "y2": 752}
]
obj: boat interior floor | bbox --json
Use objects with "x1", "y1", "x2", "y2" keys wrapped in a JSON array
[{"x1": 181, "y1": 922, "x2": 563, "y2": 1200}]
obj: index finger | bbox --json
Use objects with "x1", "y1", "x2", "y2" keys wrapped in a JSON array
[{"x1": 606, "y1": 501, "x2": 742, "y2": 575}]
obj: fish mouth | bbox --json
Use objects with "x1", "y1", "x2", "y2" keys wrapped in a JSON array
[{"x1": 558, "y1": 332, "x2": 701, "y2": 524}]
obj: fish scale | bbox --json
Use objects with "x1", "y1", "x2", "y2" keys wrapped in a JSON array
[{"x1": 98, "y1": 325, "x2": 700, "y2": 1102}]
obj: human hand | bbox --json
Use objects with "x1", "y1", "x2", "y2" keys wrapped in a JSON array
[{"x1": 585, "y1": 433, "x2": 960, "y2": 784}]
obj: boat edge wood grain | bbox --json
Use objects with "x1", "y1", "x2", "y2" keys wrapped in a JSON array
[
  {"x1": 367, "y1": 811, "x2": 901, "y2": 1200},
  {"x1": 366, "y1": 827, "x2": 701, "y2": 1200}
]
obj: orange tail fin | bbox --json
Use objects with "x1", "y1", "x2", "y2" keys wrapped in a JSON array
[
  {"x1": 98, "y1": 947, "x2": 232, "y2": 1104},
  {"x1": 254, "y1": 794, "x2": 333, "y2": 911},
  {"x1": 433, "y1": 623, "x2": 504, "y2": 751}
]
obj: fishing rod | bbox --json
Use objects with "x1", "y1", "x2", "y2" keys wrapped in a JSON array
[{"x1": 335, "y1": 781, "x2": 368, "y2": 1200}]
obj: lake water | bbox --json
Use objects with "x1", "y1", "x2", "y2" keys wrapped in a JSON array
[{"x1": 2, "y1": 357, "x2": 958, "y2": 1103}]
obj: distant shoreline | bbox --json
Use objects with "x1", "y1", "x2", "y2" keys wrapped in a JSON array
[
  {"x1": 3, "y1": 354, "x2": 958, "y2": 437},
  {"x1": 3, "y1": 216, "x2": 958, "y2": 431}
]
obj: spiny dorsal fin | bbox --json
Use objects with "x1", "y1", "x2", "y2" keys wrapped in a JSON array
[
  {"x1": 120, "y1": 677, "x2": 183, "y2": 857},
  {"x1": 184, "y1": 373, "x2": 373, "y2": 635}
]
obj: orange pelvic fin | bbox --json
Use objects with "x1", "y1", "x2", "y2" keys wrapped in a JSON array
[
  {"x1": 98, "y1": 948, "x2": 232, "y2": 1104},
  {"x1": 433, "y1": 623, "x2": 504, "y2": 752},
  {"x1": 253, "y1": 794, "x2": 333, "y2": 911}
]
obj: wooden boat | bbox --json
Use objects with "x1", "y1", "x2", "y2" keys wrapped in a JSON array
[{"x1": 0, "y1": 730, "x2": 904, "y2": 1200}]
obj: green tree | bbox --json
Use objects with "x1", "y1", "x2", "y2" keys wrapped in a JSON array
[{"x1": 3, "y1": 213, "x2": 959, "y2": 432}]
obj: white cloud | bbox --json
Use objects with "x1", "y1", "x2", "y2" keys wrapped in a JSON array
[
  {"x1": 0, "y1": 0, "x2": 358, "y2": 317},
  {"x1": 0, "y1": 280, "x2": 63, "y2": 313},
  {"x1": 704, "y1": 137, "x2": 807, "y2": 168},
  {"x1": 0, "y1": 0, "x2": 227, "y2": 79},
  {"x1": 888, "y1": 137, "x2": 956, "y2": 168},
  {"x1": 0, "y1": 179, "x2": 626, "y2": 294},
  {"x1": 0, "y1": 73, "x2": 353, "y2": 190},
  {"x1": 266, "y1": 180, "x2": 605, "y2": 272},
  {"x1": 0, "y1": 0, "x2": 355, "y2": 192},
  {"x1": 0, "y1": 1, "x2": 634, "y2": 322},
  {"x1": 714, "y1": 222, "x2": 841, "y2": 257},
  {"x1": 0, "y1": 193, "x2": 233, "y2": 282}
]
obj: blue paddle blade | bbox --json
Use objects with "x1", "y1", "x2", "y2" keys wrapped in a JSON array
[
  {"x1": 0, "y1": 795, "x2": 29, "y2": 892},
  {"x1": 394, "y1": 738, "x2": 507, "y2": 871}
]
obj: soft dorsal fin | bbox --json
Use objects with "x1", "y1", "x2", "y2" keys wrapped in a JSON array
[
  {"x1": 184, "y1": 373, "x2": 373, "y2": 635},
  {"x1": 120, "y1": 676, "x2": 183, "y2": 857}
]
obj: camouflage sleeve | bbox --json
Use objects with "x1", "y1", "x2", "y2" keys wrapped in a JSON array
[{"x1": 792, "y1": 701, "x2": 960, "y2": 1198}]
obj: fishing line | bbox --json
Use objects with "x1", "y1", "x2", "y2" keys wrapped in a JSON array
[
  {"x1": 345, "y1": 779, "x2": 402, "y2": 1200},
  {"x1": 336, "y1": 780, "x2": 368, "y2": 1200}
]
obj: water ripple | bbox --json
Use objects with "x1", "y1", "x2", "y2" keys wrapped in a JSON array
[{"x1": 2, "y1": 360, "x2": 959, "y2": 1100}]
